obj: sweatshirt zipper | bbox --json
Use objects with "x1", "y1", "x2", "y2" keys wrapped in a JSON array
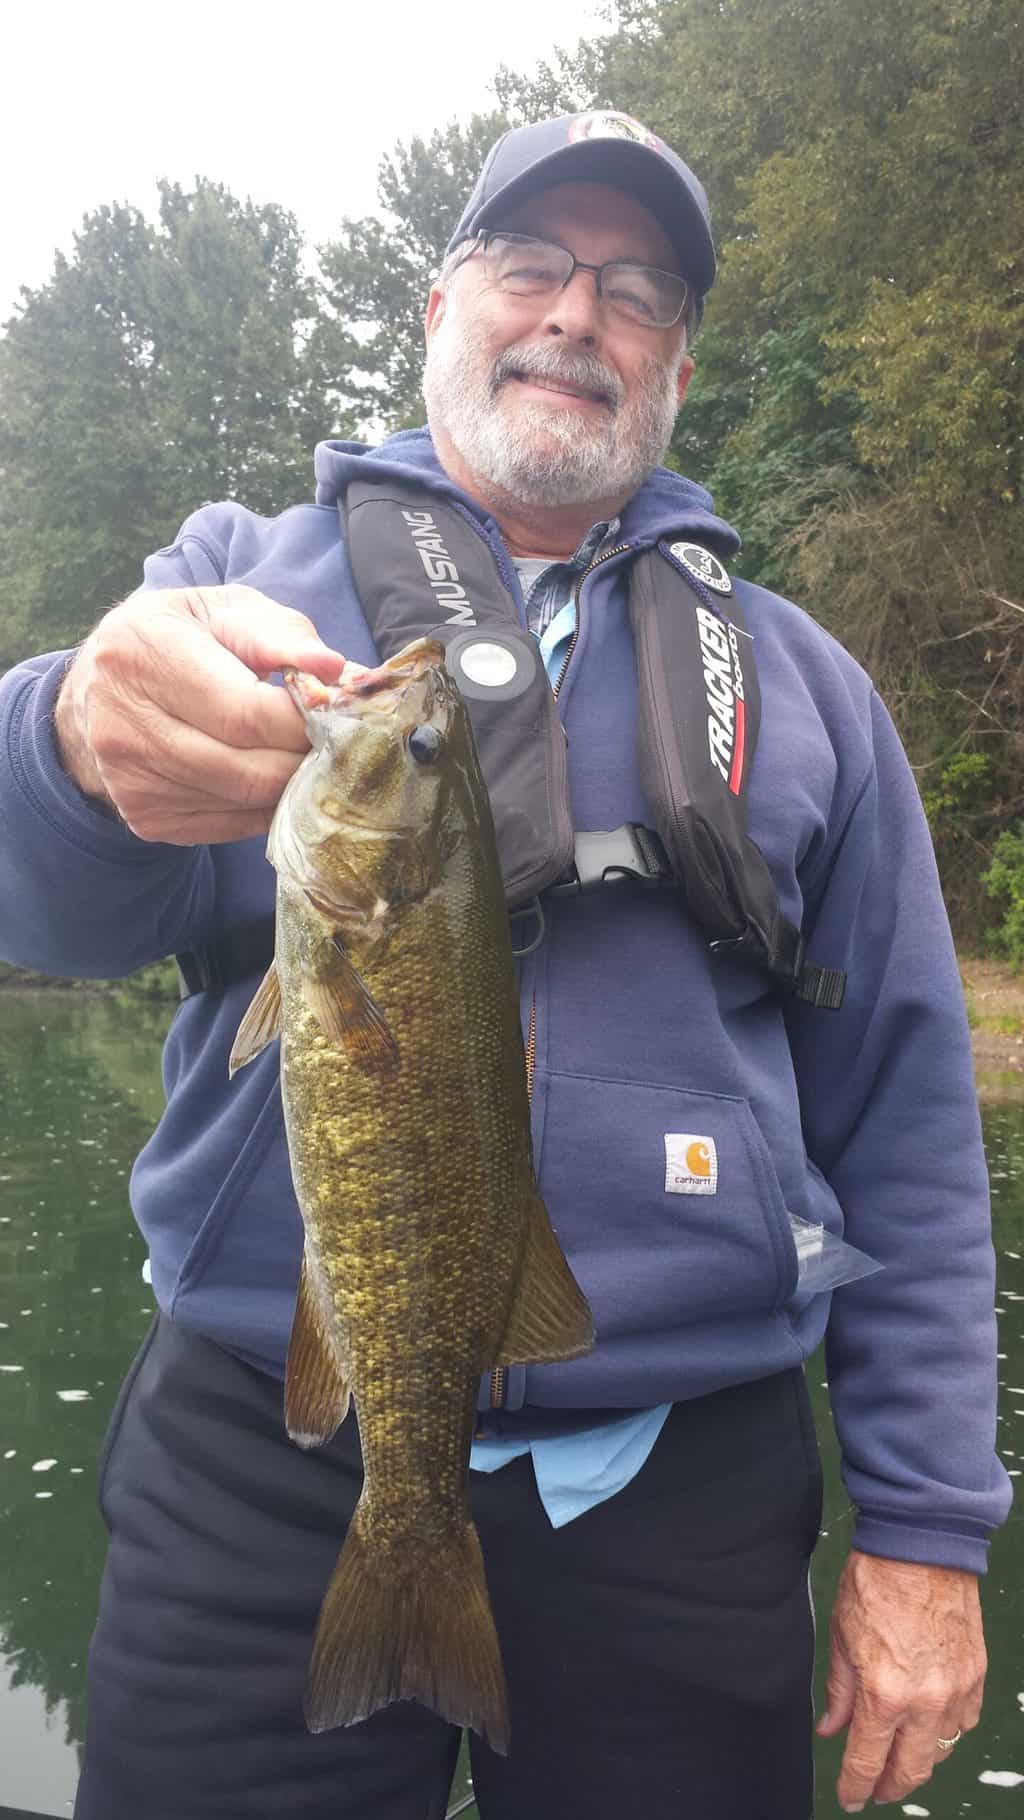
[
  {"x1": 489, "y1": 542, "x2": 630, "y2": 1413},
  {"x1": 551, "y1": 542, "x2": 631, "y2": 697}
]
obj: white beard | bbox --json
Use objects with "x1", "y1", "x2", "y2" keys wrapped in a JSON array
[{"x1": 423, "y1": 295, "x2": 682, "y2": 509}]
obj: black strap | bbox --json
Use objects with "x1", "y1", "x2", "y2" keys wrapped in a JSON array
[
  {"x1": 176, "y1": 920, "x2": 277, "y2": 999},
  {"x1": 175, "y1": 827, "x2": 674, "y2": 999},
  {"x1": 175, "y1": 825, "x2": 844, "y2": 1007}
]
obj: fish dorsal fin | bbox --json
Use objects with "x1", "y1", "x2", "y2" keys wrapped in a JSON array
[
  {"x1": 493, "y1": 1191, "x2": 594, "y2": 1368},
  {"x1": 285, "y1": 1247, "x2": 352, "y2": 1449},
  {"x1": 302, "y1": 945, "x2": 400, "y2": 1076},
  {"x1": 228, "y1": 961, "x2": 282, "y2": 1077}
]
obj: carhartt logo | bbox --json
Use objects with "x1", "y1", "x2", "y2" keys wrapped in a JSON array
[
  {"x1": 401, "y1": 510, "x2": 476, "y2": 625},
  {"x1": 664, "y1": 1133, "x2": 718, "y2": 1196},
  {"x1": 695, "y1": 606, "x2": 746, "y2": 797}
]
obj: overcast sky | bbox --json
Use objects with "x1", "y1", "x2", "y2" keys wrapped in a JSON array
[{"x1": 2, "y1": 0, "x2": 608, "y2": 324}]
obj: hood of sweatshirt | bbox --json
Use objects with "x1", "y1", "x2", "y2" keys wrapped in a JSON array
[{"x1": 312, "y1": 427, "x2": 741, "y2": 562}]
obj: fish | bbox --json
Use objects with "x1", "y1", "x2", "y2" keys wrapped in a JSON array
[{"x1": 229, "y1": 637, "x2": 594, "y2": 1753}]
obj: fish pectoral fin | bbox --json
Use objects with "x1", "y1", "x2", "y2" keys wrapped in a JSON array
[
  {"x1": 493, "y1": 1191, "x2": 595, "y2": 1367},
  {"x1": 302, "y1": 950, "x2": 399, "y2": 1076},
  {"x1": 285, "y1": 1248, "x2": 352, "y2": 1448},
  {"x1": 228, "y1": 962, "x2": 282, "y2": 1077}
]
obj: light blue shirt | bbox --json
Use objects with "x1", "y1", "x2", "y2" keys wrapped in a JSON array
[{"x1": 468, "y1": 530, "x2": 671, "y2": 1526}]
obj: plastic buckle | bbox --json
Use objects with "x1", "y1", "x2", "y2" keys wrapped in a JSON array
[{"x1": 549, "y1": 825, "x2": 666, "y2": 896}]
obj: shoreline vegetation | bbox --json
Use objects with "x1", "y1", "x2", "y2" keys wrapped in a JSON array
[{"x1": 3, "y1": 955, "x2": 1023, "y2": 1102}]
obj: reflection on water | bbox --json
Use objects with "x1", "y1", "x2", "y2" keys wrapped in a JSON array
[{"x1": 0, "y1": 991, "x2": 1021, "y2": 1818}]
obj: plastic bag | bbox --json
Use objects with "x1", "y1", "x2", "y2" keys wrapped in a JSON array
[{"x1": 787, "y1": 1212, "x2": 882, "y2": 1294}]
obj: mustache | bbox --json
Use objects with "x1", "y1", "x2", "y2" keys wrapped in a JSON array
[{"x1": 490, "y1": 343, "x2": 624, "y2": 411}]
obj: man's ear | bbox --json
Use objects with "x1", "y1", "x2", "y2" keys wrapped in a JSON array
[
  {"x1": 676, "y1": 352, "x2": 696, "y2": 407},
  {"x1": 424, "y1": 284, "x2": 446, "y2": 348}
]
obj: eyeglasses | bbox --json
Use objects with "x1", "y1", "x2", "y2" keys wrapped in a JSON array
[{"x1": 457, "y1": 232, "x2": 690, "y2": 330}]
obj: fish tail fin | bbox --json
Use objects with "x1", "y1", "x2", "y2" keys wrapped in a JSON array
[{"x1": 305, "y1": 1503, "x2": 509, "y2": 1755}]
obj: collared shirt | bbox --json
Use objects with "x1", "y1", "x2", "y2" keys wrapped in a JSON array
[
  {"x1": 467, "y1": 516, "x2": 672, "y2": 1526},
  {"x1": 518, "y1": 516, "x2": 620, "y2": 640}
]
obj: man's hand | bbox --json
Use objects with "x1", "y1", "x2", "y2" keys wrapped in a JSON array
[
  {"x1": 55, "y1": 585, "x2": 346, "y2": 845},
  {"x1": 817, "y1": 1549, "x2": 987, "y2": 1811}
]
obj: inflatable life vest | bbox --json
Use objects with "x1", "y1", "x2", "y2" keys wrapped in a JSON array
[{"x1": 176, "y1": 478, "x2": 844, "y2": 1011}]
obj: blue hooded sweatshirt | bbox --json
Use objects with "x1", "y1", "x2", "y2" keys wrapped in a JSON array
[{"x1": 0, "y1": 430, "x2": 1011, "y2": 1574}]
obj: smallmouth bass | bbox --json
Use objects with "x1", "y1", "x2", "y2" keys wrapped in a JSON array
[{"x1": 230, "y1": 638, "x2": 593, "y2": 1752}]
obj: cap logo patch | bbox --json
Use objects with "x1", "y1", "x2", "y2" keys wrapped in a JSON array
[
  {"x1": 669, "y1": 541, "x2": 732, "y2": 596},
  {"x1": 568, "y1": 111, "x2": 662, "y2": 153},
  {"x1": 664, "y1": 1134, "x2": 718, "y2": 1195}
]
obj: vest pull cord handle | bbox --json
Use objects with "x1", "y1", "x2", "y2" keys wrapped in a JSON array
[{"x1": 509, "y1": 896, "x2": 546, "y2": 958}]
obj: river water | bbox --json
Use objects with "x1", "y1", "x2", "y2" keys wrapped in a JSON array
[{"x1": 0, "y1": 989, "x2": 1021, "y2": 1818}]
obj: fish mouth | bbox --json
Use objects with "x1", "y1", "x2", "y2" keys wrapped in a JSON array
[
  {"x1": 336, "y1": 643, "x2": 446, "y2": 711},
  {"x1": 286, "y1": 643, "x2": 446, "y2": 724}
]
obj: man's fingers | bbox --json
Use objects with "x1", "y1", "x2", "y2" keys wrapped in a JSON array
[
  {"x1": 134, "y1": 641, "x2": 314, "y2": 755},
  {"x1": 120, "y1": 599, "x2": 334, "y2": 753},
  {"x1": 817, "y1": 1637, "x2": 857, "y2": 1736},
  {"x1": 835, "y1": 1698, "x2": 901, "y2": 1811},
  {"x1": 63, "y1": 582, "x2": 352, "y2": 842},
  {"x1": 101, "y1": 719, "x2": 306, "y2": 841},
  {"x1": 869, "y1": 1711, "x2": 947, "y2": 1804},
  {"x1": 124, "y1": 805, "x2": 277, "y2": 846},
  {"x1": 194, "y1": 585, "x2": 345, "y2": 683}
]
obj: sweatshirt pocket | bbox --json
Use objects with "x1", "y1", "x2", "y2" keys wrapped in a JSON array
[{"x1": 537, "y1": 1069, "x2": 798, "y2": 1336}]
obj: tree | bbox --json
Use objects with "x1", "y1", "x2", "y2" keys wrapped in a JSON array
[
  {"x1": 315, "y1": 112, "x2": 513, "y2": 431},
  {"x1": 314, "y1": 44, "x2": 598, "y2": 433},
  {"x1": 0, "y1": 180, "x2": 351, "y2": 665}
]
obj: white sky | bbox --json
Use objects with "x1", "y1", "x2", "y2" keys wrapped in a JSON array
[{"x1": 2, "y1": 0, "x2": 609, "y2": 325}]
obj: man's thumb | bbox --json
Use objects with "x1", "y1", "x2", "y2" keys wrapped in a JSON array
[
  {"x1": 817, "y1": 1645, "x2": 857, "y2": 1736},
  {"x1": 196, "y1": 585, "x2": 345, "y2": 683}
]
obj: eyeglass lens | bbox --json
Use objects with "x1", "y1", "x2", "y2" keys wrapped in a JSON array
[{"x1": 481, "y1": 234, "x2": 687, "y2": 327}]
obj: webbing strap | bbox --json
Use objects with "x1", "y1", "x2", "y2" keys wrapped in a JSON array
[
  {"x1": 174, "y1": 826, "x2": 844, "y2": 1008},
  {"x1": 795, "y1": 964, "x2": 847, "y2": 1011},
  {"x1": 174, "y1": 826, "x2": 675, "y2": 999},
  {"x1": 176, "y1": 920, "x2": 276, "y2": 999}
]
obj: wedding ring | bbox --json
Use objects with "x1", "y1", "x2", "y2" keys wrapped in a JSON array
[{"x1": 937, "y1": 1729, "x2": 962, "y2": 1750}]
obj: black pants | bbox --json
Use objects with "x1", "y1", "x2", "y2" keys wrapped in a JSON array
[{"x1": 74, "y1": 1316, "x2": 823, "y2": 1820}]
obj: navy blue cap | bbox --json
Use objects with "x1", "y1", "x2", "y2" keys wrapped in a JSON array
[{"x1": 446, "y1": 112, "x2": 716, "y2": 304}]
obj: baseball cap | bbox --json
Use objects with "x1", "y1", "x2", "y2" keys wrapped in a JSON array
[{"x1": 446, "y1": 112, "x2": 716, "y2": 306}]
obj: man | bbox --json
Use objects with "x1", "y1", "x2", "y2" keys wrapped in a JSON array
[{"x1": 0, "y1": 113, "x2": 1009, "y2": 1819}]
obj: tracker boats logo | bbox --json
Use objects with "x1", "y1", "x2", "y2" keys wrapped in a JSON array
[
  {"x1": 401, "y1": 510, "x2": 476, "y2": 625},
  {"x1": 695, "y1": 605, "x2": 746, "y2": 795}
]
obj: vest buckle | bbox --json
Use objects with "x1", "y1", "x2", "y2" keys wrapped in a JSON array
[{"x1": 549, "y1": 824, "x2": 674, "y2": 896}]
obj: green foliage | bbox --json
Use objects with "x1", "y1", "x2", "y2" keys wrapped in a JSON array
[
  {"x1": 316, "y1": 112, "x2": 513, "y2": 430},
  {"x1": 983, "y1": 827, "x2": 1024, "y2": 971},
  {"x1": 675, "y1": 315, "x2": 861, "y2": 589},
  {"x1": 0, "y1": 180, "x2": 354, "y2": 665},
  {"x1": 115, "y1": 958, "x2": 181, "y2": 1005},
  {"x1": 922, "y1": 753, "x2": 993, "y2": 828}
]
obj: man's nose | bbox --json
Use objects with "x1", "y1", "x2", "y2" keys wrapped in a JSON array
[{"x1": 538, "y1": 268, "x2": 601, "y2": 346}]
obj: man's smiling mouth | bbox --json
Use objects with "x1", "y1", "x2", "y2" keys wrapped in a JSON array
[{"x1": 507, "y1": 371, "x2": 612, "y2": 406}]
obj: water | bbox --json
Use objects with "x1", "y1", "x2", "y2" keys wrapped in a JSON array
[{"x1": 0, "y1": 989, "x2": 1021, "y2": 1818}]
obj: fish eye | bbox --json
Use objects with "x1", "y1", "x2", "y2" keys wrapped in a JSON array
[{"x1": 407, "y1": 724, "x2": 443, "y2": 764}]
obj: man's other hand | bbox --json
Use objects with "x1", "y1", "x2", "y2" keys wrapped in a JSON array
[
  {"x1": 55, "y1": 585, "x2": 347, "y2": 844},
  {"x1": 817, "y1": 1549, "x2": 987, "y2": 1811}
]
